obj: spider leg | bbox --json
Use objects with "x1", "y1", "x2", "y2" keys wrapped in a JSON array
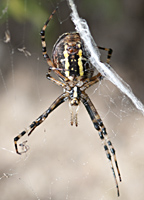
[
  {"x1": 40, "y1": 8, "x2": 68, "y2": 83},
  {"x1": 81, "y1": 47, "x2": 113, "y2": 91},
  {"x1": 81, "y1": 92, "x2": 121, "y2": 196},
  {"x1": 46, "y1": 70, "x2": 67, "y2": 88},
  {"x1": 40, "y1": 8, "x2": 57, "y2": 60},
  {"x1": 14, "y1": 92, "x2": 69, "y2": 155},
  {"x1": 98, "y1": 46, "x2": 113, "y2": 64},
  {"x1": 81, "y1": 72, "x2": 103, "y2": 91}
]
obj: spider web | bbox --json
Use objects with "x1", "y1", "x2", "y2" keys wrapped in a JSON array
[{"x1": 0, "y1": 0, "x2": 144, "y2": 200}]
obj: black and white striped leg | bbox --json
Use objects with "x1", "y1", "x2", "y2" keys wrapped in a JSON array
[
  {"x1": 98, "y1": 46, "x2": 113, "y2": 64},
  {"x1": 81, "y1": 93, "x2": 121, "y2": 196},
  {"x1": 46, "y1": 72, "x2": 66, "y2": 88},
  {"x1": 81, "y1": 72, "x2": 103, "y2": 91},
  {"x1": 40, "y1": 8, "x2": 58, "y2": 60},
  {"x1": 14, "y1": 93, "x2": 68, "y2": 154},
  {"x1": 40, "y1": 8, "x2": 68, "y2": 83}
]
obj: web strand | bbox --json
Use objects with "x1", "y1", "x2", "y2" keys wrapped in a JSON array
[{"x1": 67, "y1": 0, "x2": 144, "y2": 115}]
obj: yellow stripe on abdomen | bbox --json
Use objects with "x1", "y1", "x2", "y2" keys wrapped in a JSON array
[
  {"x1": 63, "y1": 45, "x2": 70, "y2": 77},
  {"x1": 78, "y1": 49, "x2": 84, "y2": 76}
]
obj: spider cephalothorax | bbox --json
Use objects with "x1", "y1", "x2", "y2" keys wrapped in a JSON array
[{"x1": 14, "y1": 8, "x2": 121, "y2": 196}]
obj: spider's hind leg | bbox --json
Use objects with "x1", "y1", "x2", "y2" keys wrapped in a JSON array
[
  {"x1": 98, "y1": 46, "x2": 113, "y2": 64},
  {"x1": 40, "y1": 8, "x2": 68, "y2": 83}
]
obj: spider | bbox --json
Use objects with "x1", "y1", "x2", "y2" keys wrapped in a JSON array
[{"x1": 14, "y1": 8, "x2": 122, "y2": 196}]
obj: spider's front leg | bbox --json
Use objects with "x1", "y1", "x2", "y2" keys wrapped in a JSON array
[
  {"x1": 81, "y1": 93, "x2": 121, "y2": 196},
  {"x1": 14, "y1": 93, "x2": 68, "y2": 154}
]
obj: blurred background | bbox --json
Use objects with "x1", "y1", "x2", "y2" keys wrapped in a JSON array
[{"x1": 0, "y1": 0, "x2": 144, "y2": 199}]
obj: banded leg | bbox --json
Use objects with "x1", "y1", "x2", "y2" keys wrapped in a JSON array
[
  {"x1": 98, "y1": 46, "x2": 113, "y2": 64},
  {"x1": 81, "y1": 47, "x2": 113, "y2": 91},
  {"x1": 46, "y1": 71, "x2": 66, "y2": 88},
  {"x1": 81, "y1": 93, "x2": 121, "y2": 196},
  {"x1": 40, "y1": 8, "x2": 68, "y2": 83},
  {"x1": 14, "y1": 93, "x2": 68, "y2": 154},
  {"x1": 40, "y1": 8, "x2": 57, "y2": 60},
  {"x1": 81, "y1": 72, "x2": 103, "y2": 91}
]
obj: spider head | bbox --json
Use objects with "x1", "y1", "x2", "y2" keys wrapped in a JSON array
[
  {"x1": 69, "y1": 86, "x2": 81, "y2": 126},
  {"x1": 69, "y1": 86, "x2": 81, "y2": 106},
  {"x1": 70, "y1": 98, "x2": 79, "y2": 106}
]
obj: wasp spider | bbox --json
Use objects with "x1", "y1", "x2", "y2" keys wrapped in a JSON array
[{"x1": 14, "y1": 8, "x2": 122, "y2": 196}]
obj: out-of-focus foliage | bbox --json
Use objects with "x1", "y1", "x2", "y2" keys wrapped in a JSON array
[
  {"x1": 0, "y1": 0, "x2": 123, "y2": 26},
  {"x1": 1, "y1": 0, "x2": 49, "y2": 27}
]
